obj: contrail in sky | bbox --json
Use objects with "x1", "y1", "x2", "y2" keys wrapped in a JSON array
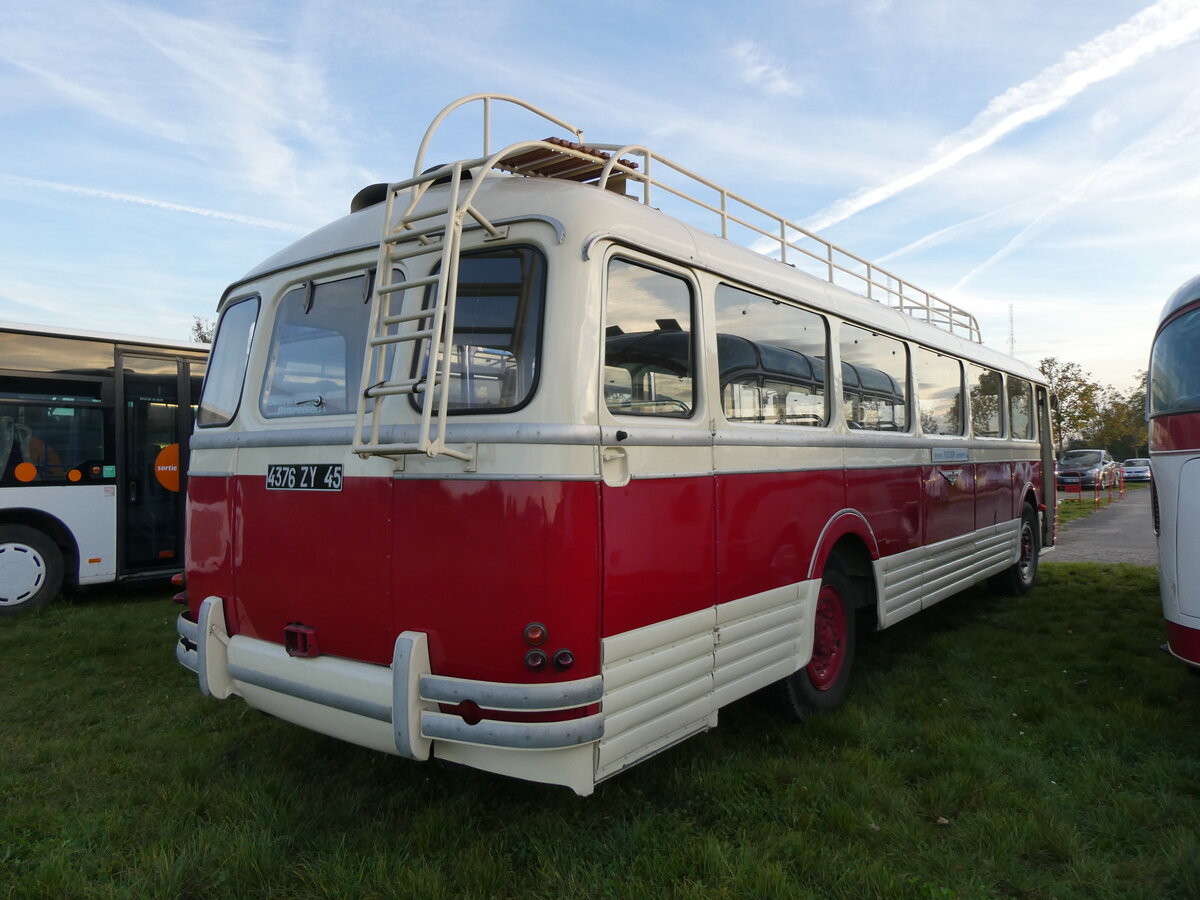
[
  {"x1": 801, "y1": 0, "x2": 1200, "y2": 234},
  {"x1": 0, "y1": 174, "x2": 308, "y2": 233}
]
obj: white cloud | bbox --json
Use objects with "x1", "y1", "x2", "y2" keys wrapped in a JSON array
[
  {"x1": 803, "y1": 0, "x2": 1200, "y2": 232},
  {"x1": 0, "y1": 1, "x2": 362, "y2": 214},
  {"x1": 949, "y1": 80, "x2": 1200, "y2": 291},
  {"x1": 0, "y1": 174, "x2": 309, "y2": 233},
  {"x1": 728, "y1": 39, "x2": 804, "y2": 99}
]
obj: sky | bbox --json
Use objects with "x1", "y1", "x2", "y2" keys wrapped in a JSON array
[{"x1": 2, "y1": 0, "x2": 1198, "y2": 392}]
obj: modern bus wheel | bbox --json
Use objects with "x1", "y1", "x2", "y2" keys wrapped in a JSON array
[
  {"x1": 777, "y1": 563, "x2": 858, "y2": 720},
  {"x1": 0, "y1": 525, "x2": 64, "y2": 615},
  {"x1": 990, "y1": 504, "x2": 1040, "y2": 596}
]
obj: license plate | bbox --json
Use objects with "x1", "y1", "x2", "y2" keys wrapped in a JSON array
[{"x1": 265, "y1": 463, "x2": 343, "y2": 491}]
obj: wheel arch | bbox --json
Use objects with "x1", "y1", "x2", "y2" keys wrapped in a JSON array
[{"x1": 807, "y1": 510, "x2": 879, "y2": 627}]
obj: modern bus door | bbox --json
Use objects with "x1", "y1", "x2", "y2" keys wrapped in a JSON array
[{"x1": 117, "y1": 352, "x2": 206, "y2": 577}]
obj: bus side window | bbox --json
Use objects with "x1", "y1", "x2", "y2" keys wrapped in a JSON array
[
  {"x1": 1007, "y1": 376, "x2": 1035, "y2": 440},
  {"x1": 840, "y1": 324, "x2": 909, "y2": 432},
  {"x1": 968, "y1": 364, "x2": 1003, "y2": 437},
  {"x1": 915, "y1": 347, "x2": 964, "y2": 436},
  {"x1": 714, "y1": 284, "x2": 828, "y2": 427},
  {"x1": 604, "y1": 259, "x2": 695, "y2": 418},
  {"x1": 199, "y1": 298, "x2": 258, "y2": 427}
]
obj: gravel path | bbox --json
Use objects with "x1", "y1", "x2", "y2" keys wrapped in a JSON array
[{"x1": 1046, "y1": 486, "x2": 1157, "y2": 566}]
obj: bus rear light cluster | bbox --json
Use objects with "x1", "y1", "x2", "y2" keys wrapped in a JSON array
[{"x1": 522, "y1": 622, "x2": 573, "y2": 672}]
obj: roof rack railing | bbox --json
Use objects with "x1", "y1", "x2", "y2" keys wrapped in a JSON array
[{"x1": 408, "y1": 94, "x2": 982, "y2": 343}]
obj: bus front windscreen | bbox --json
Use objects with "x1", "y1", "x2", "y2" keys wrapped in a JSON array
[{"x1": 1151, "y1": 306, "x2": 1200, "y2": 416}]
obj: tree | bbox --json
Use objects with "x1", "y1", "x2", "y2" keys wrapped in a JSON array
[
  {"x1": 1038, "y1": 357, "x2": 1104, "y2": 453},
  {"x1": 191, "y1": 316, "x2": 215, "y2": 344},
  {"x1": 1079, "y1": 372, "x2": 1148, "y2": 460}
]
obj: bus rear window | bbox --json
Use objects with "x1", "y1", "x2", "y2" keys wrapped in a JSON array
[
  {"x1": 262, "y1": 277, "x2": 370, "y2": 418},
  {"x1": 1151, "y1": 307, "x2": 1200, "y2": 415},
  {"x1": 412, "y1": 247, "x2": 546, "y2": 413}
]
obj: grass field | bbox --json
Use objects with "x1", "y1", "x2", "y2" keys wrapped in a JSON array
[{"x1": 2, "y1": 562, "x2": 1196, "y2": 899}]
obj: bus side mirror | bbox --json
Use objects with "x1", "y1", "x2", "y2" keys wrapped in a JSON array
[{"x1": 1050, "y1": 393, "x2": 1060, "y2": 412}]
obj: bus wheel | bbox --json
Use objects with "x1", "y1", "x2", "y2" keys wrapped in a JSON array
[
  {"x1": 0, "y1": 525, "x2": 64, "y2": 615},
  {"x1": 990, "y1": 504, "x2": 1040, "y2": 596},
  {"x1": 777, "y1": 563, "x2": 858, "y2": 720}
]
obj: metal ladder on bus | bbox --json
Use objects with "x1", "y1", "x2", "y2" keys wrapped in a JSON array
[{"x1": 353, "y1": 162, "x2": 491, "y2": 463}]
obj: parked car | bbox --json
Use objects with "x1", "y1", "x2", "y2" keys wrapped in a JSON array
[
  {"x1": 1121, "y1": 458, "x2": 1152, "y2": 483},
  {"x1": 1056, "y1": 449, "x2": 1119, "y2": 490}
]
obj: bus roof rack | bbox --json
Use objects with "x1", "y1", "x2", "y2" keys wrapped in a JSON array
[{"x1": 401, "y1": 93, "x2": 982, "y2": 343}]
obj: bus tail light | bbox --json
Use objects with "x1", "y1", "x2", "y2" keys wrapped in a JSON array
[
  {"x1": 552, "y1": 649, "x2": 575, "y2": 671},
  {"x1": 524, "y1": 649, "x2": 548, "y2": 671}
]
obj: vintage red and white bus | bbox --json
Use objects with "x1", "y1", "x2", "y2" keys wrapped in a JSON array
[
  {"x1": 1150, "y1": 272, "x2": 1200, "y2": 668},
  {"x1": 176, "y1": 94, "x2": 1056, "y2": 794}
]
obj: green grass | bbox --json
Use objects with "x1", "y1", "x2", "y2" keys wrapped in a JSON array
[{"x1": 2, "y1": 565, "x2": 1197, "y2": 899}]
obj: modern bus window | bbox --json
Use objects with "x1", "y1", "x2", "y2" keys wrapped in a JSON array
[
  {"x1": 840, "y1": 324, "x2": 908, "y2": 431},
  {"x1": 0, "y1": 334, "x2": 112, "y2": 486},
  {"x1": 1151, "y1": 305, "x2": 1200, "y2": 414},
  {"x1": 263, "y1": 276, "x2": 369, "y2": 418},
  {"x1": 0, "y1": 331, "x2": 115, "y2": 375},
  {"x1": 715, "y1": 284, "x2": 828, "y2": 427},
  {"x1": 1007, "y1": 376, "x2": 1035, "y2": 440},
  {"x1": 604, "y1": 259, "x2": 695, "y2": 418},
  {"x1": 412, "y1": 247, "x2": 546, "y2": 413},
  {"x1": 914, "y1": 347, "x2": 963, "y2": 436},
  {"x1": 967, "y1": 364, "x2": 1003, "y2": 437},
  {"x1": 0, "y1": 400, "x2": 106, "y2": 485},
  {"x1": 198, "y1": 297, "x2": 257, "y2": 427}
]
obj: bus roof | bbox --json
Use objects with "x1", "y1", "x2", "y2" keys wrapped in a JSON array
[
  {"x1": 1162, "y1": 273, "x2": 1200, "y2": 324},
  {"x1": 225, "y1": 94, "x2": 1042, "y2": 384},
  {"x1": 0, "y1": 319, "x2": 208, "y2": 353}
]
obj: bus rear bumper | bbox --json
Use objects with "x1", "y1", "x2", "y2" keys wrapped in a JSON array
[{"x1": 175, "y1": 596, "x2": 604, "y2": 794}]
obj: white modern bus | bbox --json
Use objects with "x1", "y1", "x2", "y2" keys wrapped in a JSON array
[
  {"x1": 1149, "y1": 272, "x2": 1200, "y2": 667},
  {"x1": 175, "y1": 94, "x2": 1056, "y2": 794},
  {"x1": 0, "y1": 322, "x2": 207, "y2": 613}
]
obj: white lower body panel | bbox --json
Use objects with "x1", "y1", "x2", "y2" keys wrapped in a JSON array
[
  {"x1": 597, "y1": 581, "x2": 818, "y2": 782},
  {"x1": 877, "y1": 518, "x2": 1022, "y2": 627}
]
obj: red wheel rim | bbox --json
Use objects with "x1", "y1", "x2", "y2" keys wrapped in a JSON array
[{"x1": 808, "y1": 583, "x2": 847, "y2": 690}]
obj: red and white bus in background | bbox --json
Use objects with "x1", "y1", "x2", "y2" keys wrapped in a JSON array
[
  {"x1": 1150, "y1": 273, "x2": 1200, "y2": 668},
  {"x1": 176, "y1": 94, "x2": 1056, "y2": 794},
  {"x1": 1, "y1": 322, "x2": 207, "y2": 613}
]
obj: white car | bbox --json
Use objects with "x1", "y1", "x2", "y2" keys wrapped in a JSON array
[{"x1": 1121, "y1": 458, "x2": 1152, "y2": 483}]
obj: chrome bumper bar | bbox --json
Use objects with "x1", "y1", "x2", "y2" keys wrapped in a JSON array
[{"x1": 175, "y1": 596, "x2": 604, "y2": 756}]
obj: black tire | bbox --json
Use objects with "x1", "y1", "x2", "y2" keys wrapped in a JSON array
[
  {"x1": 990, "y1": 503, "x2": 1040, "y2": 596},
  {"x1": 777, "y1": 563, "x2": 858, "y2": 720},
  {"x1": 0, "y1": 524, "x2": 64, "y2": 615}
]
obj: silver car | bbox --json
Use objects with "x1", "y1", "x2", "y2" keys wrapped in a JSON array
[{"x1": 1121, "y1": 458, "x2": 1152, "y2": 483}]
